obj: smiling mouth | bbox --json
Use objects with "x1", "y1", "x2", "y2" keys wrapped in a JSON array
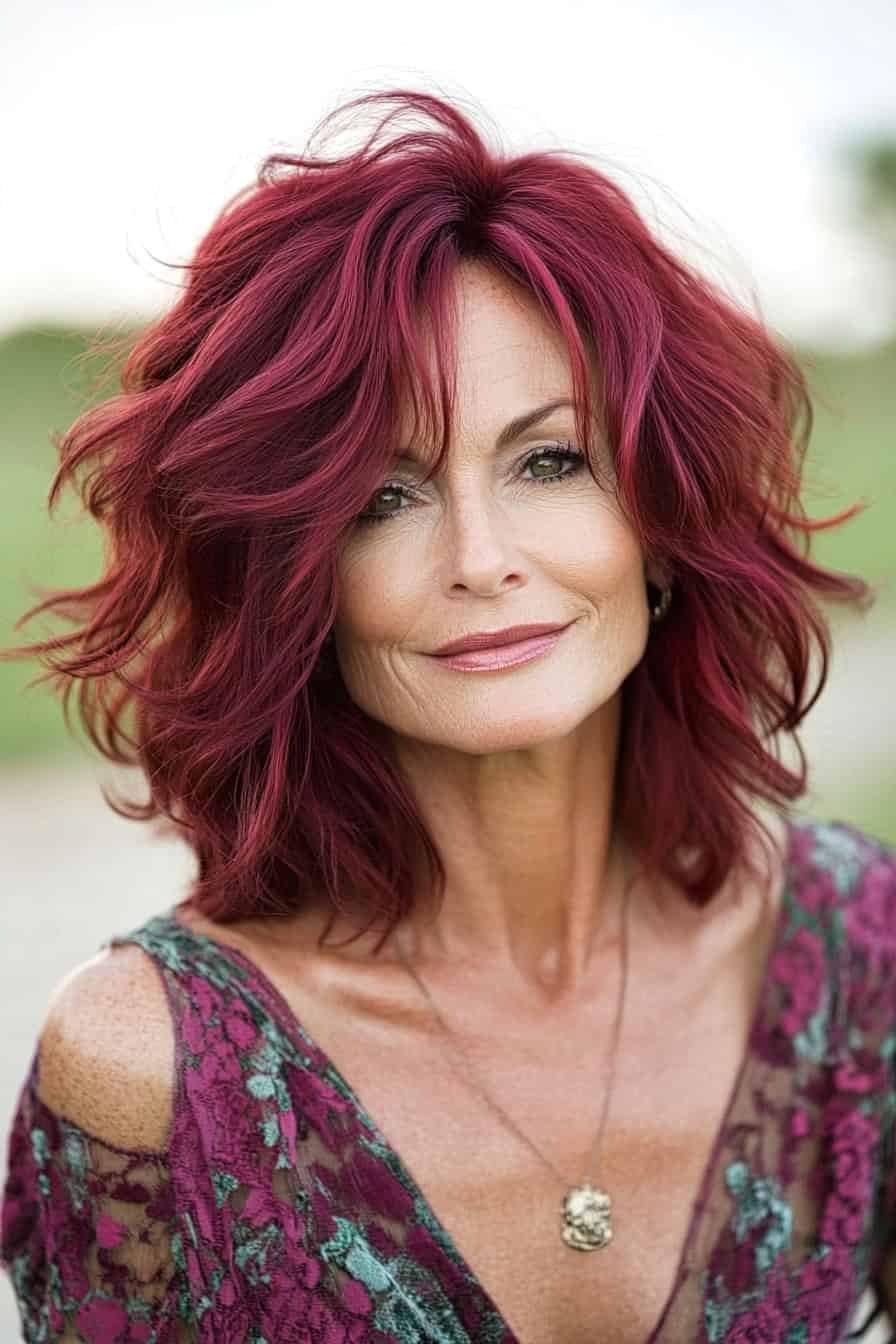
[{"x1": 428, "y1": 626, "x2": 570, "y2": 671}]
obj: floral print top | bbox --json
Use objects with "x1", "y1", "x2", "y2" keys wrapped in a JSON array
[{"x1": 3, "y1": 815, "x2": 896, "y2": 1343}]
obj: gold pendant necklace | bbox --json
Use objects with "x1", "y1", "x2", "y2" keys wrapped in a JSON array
[
  {"x1": 392, "y1": 852, "x2": 633, "y2": 1251},
  {"x1": 562, "y1": 1180, "x2": 614, "y2": 1250}
]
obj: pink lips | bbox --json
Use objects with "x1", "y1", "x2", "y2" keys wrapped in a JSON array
[
  {"x1": 432, "y1": 622, "x2": 571, "y2": 656},
  {"x1": 431, "y1": 627, "x2": 569, "y2": 671}
]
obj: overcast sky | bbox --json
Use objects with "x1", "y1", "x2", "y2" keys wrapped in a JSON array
[{"x1": 2, "y1": 0, "x2": 895, "y2": 351}]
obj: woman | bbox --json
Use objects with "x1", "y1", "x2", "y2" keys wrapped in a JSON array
[{"x1": 1, "y1": 87, "x2": 894, "y2": 1344}]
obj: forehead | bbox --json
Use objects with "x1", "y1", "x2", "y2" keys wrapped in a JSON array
[
  {"x1": 393, "y1": 397, "x2": 580, "y2": 467},
  {"x1": 394, "y1": 267, "x2": 590, "y2": 458}
]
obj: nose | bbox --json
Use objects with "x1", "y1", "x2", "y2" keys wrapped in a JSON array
[{"x1": 438, "y1": 492, "x2": 524, "y2": 595}]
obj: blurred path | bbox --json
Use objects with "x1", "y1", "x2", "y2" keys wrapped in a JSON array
[{"x1": 1, "y1": 614, "x2": 894, "y2": 1339}]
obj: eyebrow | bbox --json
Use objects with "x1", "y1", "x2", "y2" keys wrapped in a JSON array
[{"x1": 395, "y1": 398, "x2": 576, "y2": 465}]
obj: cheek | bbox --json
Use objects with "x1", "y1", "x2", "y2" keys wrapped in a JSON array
[
  {"x1": 335, "y1": 500, "x2": 644, "y2": 640},
  {"x1": 335, "y1": 544, "x2": 416, "y2": 646},
  {"x1": 552, "y1": 514, "x2": 644, "y2": 598}
]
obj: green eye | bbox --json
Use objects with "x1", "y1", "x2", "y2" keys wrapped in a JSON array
[
  {"x1": 362, "y1": 486, "x2": 405, "y2": 522},
  {"x1": 356, "y1": 441, "x2": 585, "y2": 527},
  {"x1": 522, "y1": 443, "x2": 584, "y2": 482}
]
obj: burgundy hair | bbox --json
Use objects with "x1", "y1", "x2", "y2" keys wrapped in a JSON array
[{"x1": 2, "y1": 88, "x2": 873, "y2": 945}]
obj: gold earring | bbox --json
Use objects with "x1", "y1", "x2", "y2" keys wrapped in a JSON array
[{"x1": 647, "y1": 582, "x2": 672, "y2": 623}]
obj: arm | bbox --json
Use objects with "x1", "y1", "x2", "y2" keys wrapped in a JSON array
[{"x1": 1, "y1": 948, "x2": 195, "y2": 1342}]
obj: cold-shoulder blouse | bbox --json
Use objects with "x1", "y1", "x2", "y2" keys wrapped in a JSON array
[{"x1": 3, "y1": 815, "x2": 896, "y2": 1342}]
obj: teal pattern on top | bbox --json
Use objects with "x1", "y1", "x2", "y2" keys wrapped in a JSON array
[{"x1": 2, "y1": 815, "x2": 896, "y2": 1342}]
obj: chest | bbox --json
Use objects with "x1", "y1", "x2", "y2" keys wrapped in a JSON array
[
  {"x1": 178, "y1": 897, "x2": 776, "y2": 1344},
  {"x1": 318, "y1": 997, "x2": 754, "y2": 1344}
]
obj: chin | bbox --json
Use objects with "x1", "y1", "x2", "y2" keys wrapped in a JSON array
[{"x1": 403, "y1": 692, "x2": 610, "y2": 754}]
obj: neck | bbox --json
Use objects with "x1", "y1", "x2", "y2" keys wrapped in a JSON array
[{"x1": 377, "y1": 701, "x2": 632, "y2": 999}]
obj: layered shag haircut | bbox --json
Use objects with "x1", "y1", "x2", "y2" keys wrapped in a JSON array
[{"x1": 3, "y1": 88, "x2": 872, "y2": 946}]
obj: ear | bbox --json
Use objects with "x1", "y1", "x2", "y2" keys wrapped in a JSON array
[{"x1": 644, "y1": 558, "x2": 672, "y2": 590}]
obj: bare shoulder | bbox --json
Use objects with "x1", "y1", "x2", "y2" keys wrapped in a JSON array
[{"x1": 36, "y1": 942, "x2": 175, "y2": 1152}]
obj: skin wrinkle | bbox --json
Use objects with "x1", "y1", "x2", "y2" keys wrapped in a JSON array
[
  {"x1": 38, "y1": 272, "x2": 789, "y2": 1344},
  {"x1": 6, "y1": 83, "x2": 877, "y2": 1344},
  {"x1": 329, "y1": 260, "x2": 673, "y2": 999}
]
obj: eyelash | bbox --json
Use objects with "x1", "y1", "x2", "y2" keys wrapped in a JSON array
[{"x1": 356, "y1": 441, "x2": 586, "y2": 527}]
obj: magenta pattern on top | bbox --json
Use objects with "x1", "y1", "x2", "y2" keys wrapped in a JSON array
[{"x1": 2, "y1": 815, "x2": 896, "y2": 1343}]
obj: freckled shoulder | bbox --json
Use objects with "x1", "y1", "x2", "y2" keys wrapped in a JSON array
[{"x1": 36, "y1": 943, "x2": 176, "y2": 1152}]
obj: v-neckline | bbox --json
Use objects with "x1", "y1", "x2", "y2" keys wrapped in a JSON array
[{"x1": 166, "y1": 817, "x2": 798, "y2": 1344}]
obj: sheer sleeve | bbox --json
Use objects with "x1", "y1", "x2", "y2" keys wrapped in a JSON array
[{"x1": 1, "y1": 1049, "x2": 196, "y2": 1343}]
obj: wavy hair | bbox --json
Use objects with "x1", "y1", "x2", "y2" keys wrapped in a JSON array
[{"x1": 2, "y1": 87, "x2": 873, "y2": 947}]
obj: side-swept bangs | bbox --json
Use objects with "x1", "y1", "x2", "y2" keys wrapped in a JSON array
[{"x1": 2, "y1": 88, "x2": 872, "y2": 947}]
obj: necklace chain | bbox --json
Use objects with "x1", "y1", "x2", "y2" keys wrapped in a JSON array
[{"x1": 390, "y1": 854, "x2": 633, "y2": 1248}]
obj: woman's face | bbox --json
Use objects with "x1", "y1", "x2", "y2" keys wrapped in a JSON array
[{"x1": 333, "y1": 262, "x2": 654, "y2": 756}]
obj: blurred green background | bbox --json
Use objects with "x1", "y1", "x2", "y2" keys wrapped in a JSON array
[{"x1": 1, "y1": 320, "x2": 894, "y2": 841}]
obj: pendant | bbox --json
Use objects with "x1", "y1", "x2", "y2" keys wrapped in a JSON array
[{"x1": 561, "y1": 1181, "x2": 613, "y2": 1250}]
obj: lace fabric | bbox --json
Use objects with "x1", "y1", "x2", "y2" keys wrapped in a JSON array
[
  {"x1": 2, "y1": 1064, "x2": 196, "y2": 1342},
  {"x1": 1, "y1": 815, "x2": 895, "y2": 1343}
]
